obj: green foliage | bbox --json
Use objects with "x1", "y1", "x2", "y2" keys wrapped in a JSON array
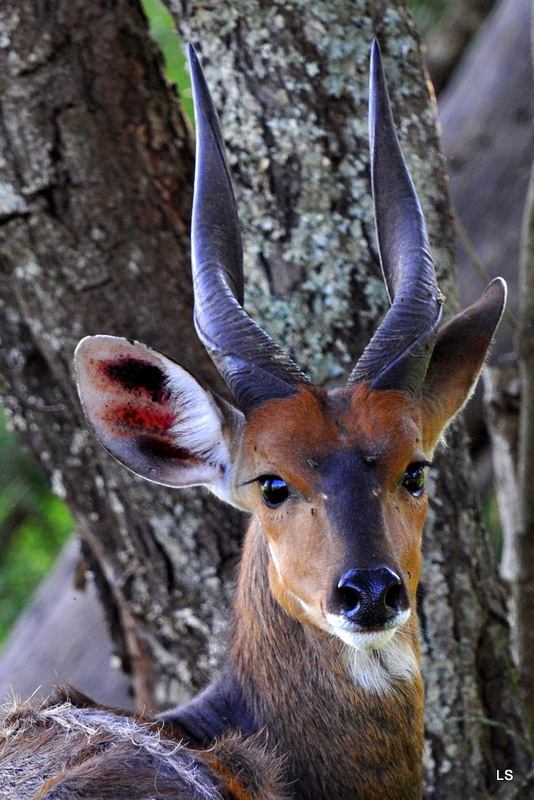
[
  {"x1": 141, "y1": 0, "x2": 193, "y2": 123},
  {"x1": 482, "y1": 488, "x2": 504, "y2": 562},
  {"x1": 0, "y1": 409, "x2": 73, "y2": 644},
  {"x1": 408, "y1": 0, "x2": 448, "y2": 37}
]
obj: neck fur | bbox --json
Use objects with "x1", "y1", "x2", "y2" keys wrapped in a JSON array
[{"x1": 229, "y1": 522, "x2": 424, "y2": 800}]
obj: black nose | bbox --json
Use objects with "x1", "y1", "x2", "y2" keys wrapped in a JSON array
[{"x1": 336, "y1": 567, "x2": 408, "y2": 629}]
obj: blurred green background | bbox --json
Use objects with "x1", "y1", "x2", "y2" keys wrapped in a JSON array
[
  {"x1": 0, "y1": 408, "x2": 73, "y2": 641},
  {"x1": 0, "y1": 0, "x2": 495, "y2": 647}
]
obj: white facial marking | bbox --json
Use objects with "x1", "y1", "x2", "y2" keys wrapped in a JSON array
[
  {"x1": 325, "y1": 607, "x2": 411, "y2": 651},
  {"x1": 324, "y1": 608, "x2": 418, "y2": 693},
  {"x1": 270, "y1": 562, "x2": 417, "y2": 694},
  {"x1": 268, "y1": 543, "x2": 282, "y2": 579},
  {"x1": 334, "y1": 625, "x2": 397, "y2": 651}
]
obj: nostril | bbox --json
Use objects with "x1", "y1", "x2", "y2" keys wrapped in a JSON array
[
  {"x1": 384, "y1": 578, "x2": 403, "y2": 614},
  {"x1": 336, "y1": 567, "x2": 408, "y2": 628},
  {"x1": 337, "y1": 581, "x2": 362, "y2": 615}
]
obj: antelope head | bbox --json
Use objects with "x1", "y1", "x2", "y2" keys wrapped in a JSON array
[{"x1": 75, "y1": 42, "x2": 505, "y2": 664}]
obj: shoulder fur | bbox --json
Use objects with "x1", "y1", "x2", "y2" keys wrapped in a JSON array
[{"x1": 0, "y1": 689, "x2": 288, "y2": 800}]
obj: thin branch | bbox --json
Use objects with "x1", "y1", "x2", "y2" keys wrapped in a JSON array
[{"x1": 454, "y1": 211, "x2": 519, "y2": 331}]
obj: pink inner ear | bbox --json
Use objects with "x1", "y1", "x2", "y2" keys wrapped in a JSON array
[
  {"x1": 94, "y1": 355, "x2": 176, "y2": 437},
  {"x1": 106, "y1": 403, "x2": 176, "y2": 438}
]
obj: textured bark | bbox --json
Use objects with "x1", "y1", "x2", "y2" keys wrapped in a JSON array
[
  {"x1": 482, "y1": 355, "x2": 534, "y2": 737},
  {"x1": 483, "y1": 355, "x2": 520, "y2": 586},
  {"x1": 440, "y1": 0, "x2": 533, "y2": 359},
  {"x1": 0, "y1": 0, "x2": 244, "y2": 712},
  {"x1": 0, "y1": 0, "x2": 531, "y2": 798},
  {"x1": 517, "y1": 69, "x2": 534, "y2": 727},
  {"x1": 435, "y1": 0, "x2": 534, "y2": 473}
]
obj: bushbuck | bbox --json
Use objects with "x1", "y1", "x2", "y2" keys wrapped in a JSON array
[{"x1": 0, "y1": 41, "x2": 505, "y2": 800}]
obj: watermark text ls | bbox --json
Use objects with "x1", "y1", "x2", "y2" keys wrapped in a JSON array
[{"x1": 496, "y1": 770, "x2": 514, "y2": 781}]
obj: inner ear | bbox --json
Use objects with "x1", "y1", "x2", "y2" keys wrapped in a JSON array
[{"x1": 75, "y1": 335, "x2": 240, "y2": 494}]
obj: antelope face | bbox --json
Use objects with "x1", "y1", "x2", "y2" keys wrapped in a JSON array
[{"x1": 232, "y1": 384, "x2": 428, "y2": 652}]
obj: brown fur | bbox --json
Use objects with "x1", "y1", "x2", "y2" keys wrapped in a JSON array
[
  {"x1": 231, "y1": 524, "x2": 424, "y2": 800},
  {"x1": 0, "y1": 379, "x2": 466, "y2": 799},
  {"x1": 0, "y1": 689, "x2": 286, "y2": 800},
  {"x1": 235, "y1": 384, "x2": 427, "y2": 634}
]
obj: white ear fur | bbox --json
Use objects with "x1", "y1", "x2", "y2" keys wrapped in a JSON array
[{"x1": 75, "y1": 335, "x2": 242, "y2": 501}]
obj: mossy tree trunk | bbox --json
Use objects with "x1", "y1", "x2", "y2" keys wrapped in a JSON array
[{"x1": 0, "y1": 0, "x2": 530, "y2": 797}]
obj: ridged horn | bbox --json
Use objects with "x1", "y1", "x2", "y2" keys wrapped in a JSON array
[
  {"x1": 188, "y1": 45, "x2": 310, "y2": 415},
  {"x1": 348, "y1": 40, "x2": 444, "y2": 396}
]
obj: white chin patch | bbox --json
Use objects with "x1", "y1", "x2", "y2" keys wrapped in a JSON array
[
  {"x1": 281, "y1": 594, "x2": 419, "y2": 693},
  {"x1": 334, "y1": 626, "x2": 397, "y2": 651},
  {"x1": 325, "y1": 610, "x2": 420, "y2": 693}
]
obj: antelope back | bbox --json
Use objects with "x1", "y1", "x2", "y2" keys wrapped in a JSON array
[{"x1": 0, "y1": 690, "x2": 286, "y2": 800}]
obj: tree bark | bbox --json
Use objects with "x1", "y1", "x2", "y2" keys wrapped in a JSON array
[
  {"x1": 0, "y1": 0, "x2": 244, "y2": 711},
  {"x1": 0, "y1": 0, "x2": 531, "y2": 797},
  {"x1": 440, "y1": 0, "x2": 533, "y2": 357},
  {"x1": 516, "y1": 51, "x2": 534, "y2": 726}
]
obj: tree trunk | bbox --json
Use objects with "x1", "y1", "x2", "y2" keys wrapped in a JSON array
[
  {"x1": 440, "y1": 0, "x2": 533, "y2": 357},
  {"x1": 0, "y1": 0, "x2": 530, "y2": 797},
  {"x1": 517, "y1": 52, "x2": 534, "y2": 726},
  {"x1": 0, "y1": 0, "x2": 244, "y2": 712}
]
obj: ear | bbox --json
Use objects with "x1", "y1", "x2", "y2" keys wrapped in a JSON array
[
  {"x1": 422, "y1": 278, "x2": 507, "y2": 450},
  {"x1": 75, "y1": 336, "x2": 243, "y2": 501}
]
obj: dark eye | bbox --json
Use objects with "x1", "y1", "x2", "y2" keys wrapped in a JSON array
[
  {"x1": 259, "y1": 475, "x2": 290, "y2": 508},
  {"x1": 403, "y1": 462, "x2": 431, "y2": 497}
]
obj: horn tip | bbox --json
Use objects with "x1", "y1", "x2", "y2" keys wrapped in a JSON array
[{"x1": 370, "y1": 38, "x2": 381, "y2": 65}]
